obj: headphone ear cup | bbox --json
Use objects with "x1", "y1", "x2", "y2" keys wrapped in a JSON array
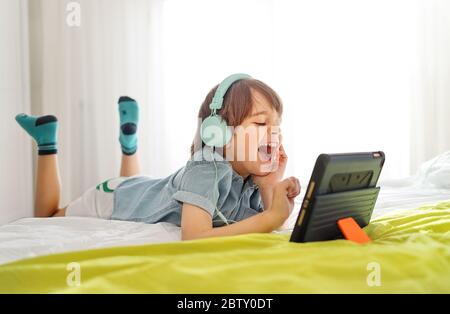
[{"x1": 201, "y1": 116, "x2": 232, "y2": 148}]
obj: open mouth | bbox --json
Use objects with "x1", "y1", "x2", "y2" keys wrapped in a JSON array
[{"x1": 258, "y1": 142, "x2": 277, "y2": 162}]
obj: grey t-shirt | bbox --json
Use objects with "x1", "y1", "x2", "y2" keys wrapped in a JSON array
[{"x1": 111, "y1": 152, "x2": 264, "y2": 227}]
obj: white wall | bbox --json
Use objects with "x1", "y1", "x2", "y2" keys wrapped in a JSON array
[{"x1": 0, "y1": 0, "x2": 33, "y2": 224}]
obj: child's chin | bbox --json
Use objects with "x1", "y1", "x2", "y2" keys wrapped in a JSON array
[
  {"x1": 254, "y1": 163, "x2": 275, "y2": 176},
  {"x1": 253, "y1": 170, "x2": 271, "y2": 177}
]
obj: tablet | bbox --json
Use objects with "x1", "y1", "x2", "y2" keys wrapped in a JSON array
[{"x1": 289, "y1": 152, "x2": 385, "y2": 243}]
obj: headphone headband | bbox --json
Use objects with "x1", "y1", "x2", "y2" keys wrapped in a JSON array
[
  {"x1": 209, "y1": 73, "x2": 252, "y2": 111},
  {"x1": 201, "y1": 73, "x2": 252, "y2": 149}
]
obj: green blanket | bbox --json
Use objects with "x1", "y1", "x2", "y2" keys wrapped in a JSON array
[{"x1": 1, "y1": 202, "x2": 449, "y2": 293}]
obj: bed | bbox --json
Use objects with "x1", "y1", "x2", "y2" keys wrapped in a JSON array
[{"x1": 1, "y1": 153, "x2": 449, "y2": 293}]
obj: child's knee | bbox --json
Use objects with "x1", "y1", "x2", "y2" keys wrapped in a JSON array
[{"x1": 52, "y1": 207, "x2": 67, "y2": 217}]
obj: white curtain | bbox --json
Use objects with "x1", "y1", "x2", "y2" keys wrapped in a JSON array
[
  {"x1": 160, "y1": 0, "x2": 418, "y2": 183},
  {"x1": 0, "y1": 0, "x2": 33, "y2": 224},
  {"x1": 28, "y1": 0, "x2": 450, "y2": 205},
  {"x1": 29, "y1": 0, "x2": 165, "y2": 204},
  {"x1": 411, "y1": 0, "x2": 450, "y2": 173}
]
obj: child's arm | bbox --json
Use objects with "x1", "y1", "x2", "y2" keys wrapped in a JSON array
[
  {"x1": 258, "y1": 184, "x2": 276, "y2": 214},
  {"x1": 181, "y1": 177, "x2": 300, "y2": 241}
]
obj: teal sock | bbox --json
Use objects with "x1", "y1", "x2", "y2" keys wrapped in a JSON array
[
  {"x1": 118, "y1": 96, "x2": 139, "y2": 155},
  {"x1": 15, "y1": 114, "x2": 58, "y2": 155}
]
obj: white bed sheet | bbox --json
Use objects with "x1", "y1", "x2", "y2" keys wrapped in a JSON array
[
  {"x1": 282, "y1": 179, "x2": 450, "y2": 232},
  {"x1": 0, "y1": 219, "x2": 181, "y2": 265},
  {"x1": 1, "y1": 179, "x2": 449, "y2": 266}
]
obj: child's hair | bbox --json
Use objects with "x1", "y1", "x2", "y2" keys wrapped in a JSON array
[{"x1": 191, "y1": 78, "x2": 283, "y2": 155}]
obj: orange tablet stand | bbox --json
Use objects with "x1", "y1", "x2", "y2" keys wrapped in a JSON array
[{"x1": 337, "y1": 217, "x2": 371, "y2": 244}]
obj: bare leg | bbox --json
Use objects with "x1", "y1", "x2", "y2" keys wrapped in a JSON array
[
  {"x1": 120, "y1": 153, "x2": 141, "y2": 177},
  {"x1": 15, "y1": 113, "x2": 66, "y2": 217},
  {"x1": 35, "y1": 155, "x2": 63, "y2": 217},
  {"x1": 53, "y1": 206, "x2": 67, "y2": 217}
]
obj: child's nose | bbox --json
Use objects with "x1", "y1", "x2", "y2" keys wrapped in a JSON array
[
  {"x1": 268, "y1": 126, "x2": 281, "y2": 140},
  {"x1": 270, "y1": 125, "x2": 281, "y2": 134}
]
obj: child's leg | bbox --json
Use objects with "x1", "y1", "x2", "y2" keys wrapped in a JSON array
[
  {"x1": 120, "y1": 154, "x2": 141, "y2": 177},
  {"x1": 16, "y1": 114, "x2": 64, "y2": 217},
  {"x1": 35, "y1": 155, "x2": 63, "y2": 217},
  {"x1": 118, "y1": 96, "x2": 141, "y2": 177}
]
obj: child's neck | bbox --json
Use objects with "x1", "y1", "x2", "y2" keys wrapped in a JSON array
[{"x1": 222, "y1": 148, "x2": 251, "y2": 180}]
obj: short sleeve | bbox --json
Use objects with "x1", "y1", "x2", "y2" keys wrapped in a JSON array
[{"x1": 172, "y1": 160, "x2": 233, "y2": 217}]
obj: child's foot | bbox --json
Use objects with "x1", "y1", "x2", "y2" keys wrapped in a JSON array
[
  {"x1": 15, "y1": 114, "x2": 58, "y2": 155},
  {"x1": 118, "y1": 96, "x2": 139, "y2": 155}
]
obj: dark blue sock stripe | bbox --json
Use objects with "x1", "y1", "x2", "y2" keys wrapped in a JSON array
[
  {"x1": 38, "y1": 149, "x2": 57, "y2": 156},
  {"x1": 122, "y1": 149, "x2": 137, "y2": 156}
]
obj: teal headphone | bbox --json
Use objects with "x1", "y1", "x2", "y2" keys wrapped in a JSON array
[
  {"x1": 200, "y1": 73, "x2": 252, "y2": 148},
  {"x1": 200, "y1": 73, "x2": 252, "y2": 225}
]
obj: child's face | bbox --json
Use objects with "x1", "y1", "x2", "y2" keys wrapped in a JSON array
[{"x1": 227, "y1": 90, "x2": 281, "y2": 177}]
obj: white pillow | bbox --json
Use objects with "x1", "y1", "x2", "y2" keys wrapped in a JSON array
[{"x1": 415, "y1": 151, "x2": 450, "y2": 189}]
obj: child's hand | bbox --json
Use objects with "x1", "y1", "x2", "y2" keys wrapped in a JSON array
[
  {"x1": 266, "y1": 177, "x2": 301, "y2": 229},
  {"x1": 253, "y1": 143, "x2": 288, "y2": 189}
]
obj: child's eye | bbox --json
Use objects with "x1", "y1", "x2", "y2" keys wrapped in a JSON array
[{"x1": 254, "y1": 122, "x2": 266, "y2": 126}]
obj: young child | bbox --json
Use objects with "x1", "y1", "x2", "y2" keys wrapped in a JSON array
[{"x1": 15, "y1": 74, "x2": 301, "y2": 240}]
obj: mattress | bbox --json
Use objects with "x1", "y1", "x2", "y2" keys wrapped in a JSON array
[{"x1": 1, "y1": 177, "x2": 449, "y2": 266}]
